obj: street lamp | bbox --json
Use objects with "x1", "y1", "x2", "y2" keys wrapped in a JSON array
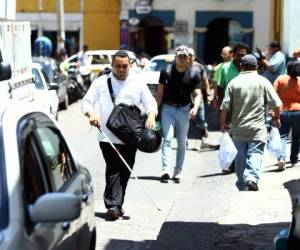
[{"x1": 56, "y1": 0, "x2": 65, "y2": 56}]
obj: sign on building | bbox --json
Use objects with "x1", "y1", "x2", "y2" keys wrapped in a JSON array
[{"x1": 135, "y1": 0, "x2": 152, "y2": 15}]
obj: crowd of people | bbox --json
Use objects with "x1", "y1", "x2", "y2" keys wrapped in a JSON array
[{"x1": 81, "y1": 42, "x2": 300, "y2": 220}]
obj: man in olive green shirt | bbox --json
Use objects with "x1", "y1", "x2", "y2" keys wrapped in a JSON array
[{"x1": 220, "y1": 54, "x2": 282, "y2": 191}]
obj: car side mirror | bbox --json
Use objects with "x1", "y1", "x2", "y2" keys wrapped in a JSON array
[
  {"x1": 0, "y1": 62, "x2": 12, "y2": 81},
  {"x1": 29, "y1": 193, "x2": 81, "y2": 223},
  {"x1": 49, "y1": 82, "x2": 59, "y2": 90}
]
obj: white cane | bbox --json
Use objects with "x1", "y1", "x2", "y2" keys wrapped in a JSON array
[{"x1": 97, "y1": 127, "x2": 161, "y2": 211}]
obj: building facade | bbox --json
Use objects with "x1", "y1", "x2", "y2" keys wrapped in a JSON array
[
  {"x1": 123, "y1": 0, "x2": 273, "y2": 64},
  {"x1": 16, "y1": 0, "x2": 120, "y2": 56}
]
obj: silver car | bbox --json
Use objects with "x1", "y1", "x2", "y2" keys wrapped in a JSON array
[{"x1": 0, "y1": 100, "x2": 96, "y2": 250}]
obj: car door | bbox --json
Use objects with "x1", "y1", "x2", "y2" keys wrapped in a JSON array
[{"x1": 19, "y1": 113, "x2": 93, "y2": 250}]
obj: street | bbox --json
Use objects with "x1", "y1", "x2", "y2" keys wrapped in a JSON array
[{"x1": 58, "y1": 101, "x2": 299, "y2": 250}]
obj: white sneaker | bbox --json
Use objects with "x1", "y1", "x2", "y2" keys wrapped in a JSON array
[{"x1": 278, "y1": 160, "x2": 286, "y2": 171}]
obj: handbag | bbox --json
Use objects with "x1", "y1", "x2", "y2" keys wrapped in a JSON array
[{"x1": 106, "y1": 77, "x2": 146, "y2": 147}]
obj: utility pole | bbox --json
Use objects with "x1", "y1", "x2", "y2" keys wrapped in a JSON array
[
  {"x1": 38, "y1": 0, "x2": 43, "y2": 36},
  {"x1": 56, "y1": 0, "x2": 65, "y2": 55}
]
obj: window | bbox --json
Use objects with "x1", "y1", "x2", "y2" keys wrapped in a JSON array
[
  {"x1": 35, "y1": 127, "x2": 75, "y2": 190},
  {"x1": 32, "y1": 68, "x2": 44, "y2": 89},
  {"x1": 91, "y1": 54, "x2": 110, "y2": 65}
]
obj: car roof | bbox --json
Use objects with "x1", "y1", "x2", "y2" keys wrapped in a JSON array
[{"x1": 151, "y1": 54, "x2": 175, "y2": 61}]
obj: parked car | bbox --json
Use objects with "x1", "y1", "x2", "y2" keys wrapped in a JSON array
[
  {"x1": 140, "y1": 54, "x2": 175, "y2": 95},
  {"x1": 60, "y1": 50, "x2": 140, "y2": 77},
  {"x1": 31, "y1": 62, "x2": 59, "y2": 120},
  {"x1": 0, "y1": 100, "x2": 96, "y2": 250},
  {"x1": 33, "y1": 57, "x2": 69, "y2": 110}
]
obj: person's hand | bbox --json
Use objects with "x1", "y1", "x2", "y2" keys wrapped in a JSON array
[
  {"x1": 189, "y1": 107, "x2": 198, "y2": 120},
  {"x1": 221, "y1": 122, "x2": 229, "y2": 133},
  {"x1": 145, "y1": 116, "x2": 156, "y2": 129},
  {"x1": 206, "y1": 95, "x2": 213, "y2": 104},
  {"x1": 89, "y1": 114, "x2": 100, "y2": 128},
  {"x1": 273, "y1": 118, "x2": 281, "y2": 128}
]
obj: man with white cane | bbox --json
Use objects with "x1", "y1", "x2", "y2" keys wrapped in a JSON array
[{"x1": 82, "y1": 50, "x2": 157, "y2": 221}]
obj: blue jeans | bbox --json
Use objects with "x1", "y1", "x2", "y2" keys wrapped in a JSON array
[
  {"x1": 278, "y1": 111, "x2": 300, "y2": 164},
  {"x1": 195, "y1": 100, "x2": 207, "y2": 129},
  {"x1": 233, "y1": 140, "x2": 265, "y2": 191},
  {"x1": 161, "y1": 103, "x2": 190, "y2": 174}
]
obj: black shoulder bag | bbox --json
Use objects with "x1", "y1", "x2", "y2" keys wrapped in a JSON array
[{"x1": 106, "y1": 77, "x2": 146, "y2": 147}]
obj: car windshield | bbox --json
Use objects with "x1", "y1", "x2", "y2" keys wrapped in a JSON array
[
  {"x1": 144, "y1": 59, "x2": 174, "y2": 72},
  {"x1": 0, "y1": 129, "x2": 8, "y2": 229},
  {"x1": 90, "y1": 54, "x2": 110, "y2": 65},
  {"x1": 32, "y1": 68, "x2": 44, "y2": 89}
]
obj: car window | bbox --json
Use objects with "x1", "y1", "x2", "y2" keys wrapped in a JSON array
[
  {"x1": 90, "y1": 54, "x2": 110, "y2": 65},
  {"x1": 144, "y1": 59, "x2": 174, "y2": 72},
  {"x1": 42, "y1": 64, "x2": 54, "y2": 82},
  {"x1": 35, "y1": 127, "x2": 76, "y2": 190},
  {"x1": 32, "y1": 68, "x2": 45, "y2": 89}
]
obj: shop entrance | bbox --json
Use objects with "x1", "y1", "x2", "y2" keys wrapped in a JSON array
[
  {"x1": 204, "y1": 18, "x2": 230, "y2": 64},
  {"x1": 140, "y1": 16, "x2": 165, "y2": 57}
]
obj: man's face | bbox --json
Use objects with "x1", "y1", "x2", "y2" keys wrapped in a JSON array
[
  {"x1": 112, "y1": 56, "x2": 131, "y2": 80},
  {"x1": 176, "y1": 54, "x2": 189, "y2": 68},
  {"x1": 234, "y1": 48, "x2": 248, "y2": 63},
  {"x1": 221, "y1": 49, "x2": 233, "y2": 62}
]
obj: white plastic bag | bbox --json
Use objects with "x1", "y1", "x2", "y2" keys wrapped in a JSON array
[
  {"x1": 218, "y1": 132, "x2": 238, "y2": 170},
  {"x1": 267, "y1": 126, "x2": 282, "y2": 158}
]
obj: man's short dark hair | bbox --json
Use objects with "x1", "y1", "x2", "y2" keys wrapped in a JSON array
[
  {"x1": 269, "y1": 40, "x2": 281, "y2": 50},
  {"x1": 287, "y1": 60, "x2": 300, "y2": 78},
  {"x1": 112, "y1": 50, "x2": 130, "y2": 62},
  {"x1": 233, "y1": 42, "x2": 251, "y2": 54}
]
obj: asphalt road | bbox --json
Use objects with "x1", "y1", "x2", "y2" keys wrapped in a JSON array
[{"x1": 58, "y1": 101, "x2": 300, "y2": 250}]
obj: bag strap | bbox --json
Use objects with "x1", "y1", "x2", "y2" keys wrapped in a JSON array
[{"x1": 107, "y1": 76, "x2": 115, "y2": 106}]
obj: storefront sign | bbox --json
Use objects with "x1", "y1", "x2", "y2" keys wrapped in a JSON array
[{"x1": 135, "y1": 0, "x2": 152, "y2": 14}]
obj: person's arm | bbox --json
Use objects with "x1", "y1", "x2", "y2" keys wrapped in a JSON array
[
  {"x1": 155, "y1": 83, "x2": 164, "y2": 108},
  {"x1": 190, "y1": 88, "x2": 201, "y2": 120},
  {"x1": 82, "y1": 79, "x2": 101, "y2": 127},
  {"x1": 204, "y1": 78, "x2": 212, "y2": 103},
  {"x1": 220, "y1": 109, "x2": 229, "y2": 132}
]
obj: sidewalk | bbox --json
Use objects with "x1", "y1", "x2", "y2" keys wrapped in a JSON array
[{"x1": 95, "y1": 131, "x2": 299, "y2": 250}]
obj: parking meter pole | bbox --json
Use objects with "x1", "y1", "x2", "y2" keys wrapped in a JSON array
[{"x1": 98, "y1": 127, "x2": 161, "y2": 211}]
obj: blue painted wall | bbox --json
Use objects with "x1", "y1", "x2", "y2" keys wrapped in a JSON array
[{"x1": 129, "y1": 10, "x2": 175, "y2": 27}]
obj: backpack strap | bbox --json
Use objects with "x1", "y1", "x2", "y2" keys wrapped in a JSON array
[{"x1": 107, "y1": 76, "x2": 115, "y2": 106}]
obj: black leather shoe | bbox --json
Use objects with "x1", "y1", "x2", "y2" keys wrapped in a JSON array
[
  {"x1": 106, "y1": 207, "x2": 120, "y2": 221},
  {"x1": 160, "y1": 173, "x2": 170, "y2": 183},
  {"x1": 247, "y1": 181, "x2": 259, "y2": 191}
]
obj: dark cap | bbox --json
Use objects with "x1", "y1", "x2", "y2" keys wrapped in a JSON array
[
  {"x1": 241, "y1": 54, "x2": 257, "y2": 67},
  {"x1": 269, "y1": 40, "x2": 281, "y2": 49},
  {"x1": 175, "y1": 45, "x2": 189, "y2": 56}
]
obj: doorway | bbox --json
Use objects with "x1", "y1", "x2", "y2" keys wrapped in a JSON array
[
  {"x1": 140, "y1": 16, "x2": 165, "y2": 57},
  {"x1": 204, "y1": 18, "x2": 230, "y2": 64}
]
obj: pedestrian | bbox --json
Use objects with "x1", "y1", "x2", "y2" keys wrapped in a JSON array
[
  {"x1": 188, "y1": 47, "x2": 211, "y2": 138},
  {"x1": 77, "y1": 44, "x2": 89, "y2": 67},
  {"x1": 273, "y1": 60, "x2": 300, "y2": 170},
  {"x1": 220, "y1": 54, "x2": 282, "y2": 191},
  {"x1": 155, "y1": 45, "x2": 202, "y2": 183},
  {"x1": 258, "y1": 40, "x2": 286, "y2": 84},
  {"x1": 212, "y1": 46, "x2": 233, "y2": 108},
  {"x1": 293, "y1": 48, "x2": 300, "y2": 58},
  {"x1": 218, "y1": 43, "x2": 250, "y2": 174},
  {"x1": 218, "y1": 43, "x2": 250, "y2": 104},
  {"x1": 82, "y1": 50, "x2": 157, "y2": 221}
]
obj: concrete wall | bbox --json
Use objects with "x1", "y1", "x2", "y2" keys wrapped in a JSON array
[
  {"x1": 283, "y1": 0, "x2": 300, "y2": 56},
  {"x1": 0, "y1": 0, "x2": 16, "y2": 20}
]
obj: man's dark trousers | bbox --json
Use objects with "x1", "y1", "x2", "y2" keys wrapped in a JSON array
[{"x1": 100, "y1": 142, "x2": 137, "y2": 210}]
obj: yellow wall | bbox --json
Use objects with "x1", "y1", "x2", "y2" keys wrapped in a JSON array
[
  {"x1": 83, "y1": 0, "x2": 120, "y2": 50},
  {"x1": 17, "y1": 0, "x2": 120, "y2": 50},
  {"x1": 17, "y1": 0, "x2": 80, "y2": 13}
]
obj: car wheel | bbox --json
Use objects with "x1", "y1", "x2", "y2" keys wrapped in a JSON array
[{"x1": 60, "y1": 94, "x2": 69, "y2": 110}]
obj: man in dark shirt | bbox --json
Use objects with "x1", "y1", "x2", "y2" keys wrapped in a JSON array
[{"x1": 155, "y1": 45, "x2": 202, "y2": 183}]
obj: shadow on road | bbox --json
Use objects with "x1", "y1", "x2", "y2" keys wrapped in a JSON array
[{"x1": 154, "y1": 221, "x2": 289, "y2": 250}]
